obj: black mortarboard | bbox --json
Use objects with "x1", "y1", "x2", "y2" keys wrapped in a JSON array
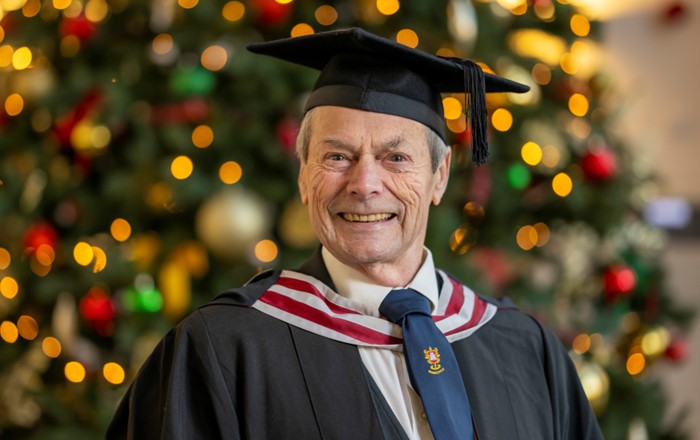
[{"x1": 247, "y1": 27, "x2": 529, "y2": 165}]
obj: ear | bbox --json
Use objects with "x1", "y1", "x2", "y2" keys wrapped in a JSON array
[
  {"x1": 298, "y1": 162, "x2": 309, "y2": 205},
  {"x1": 431, "y1": 147, "x2": 451, "y2": 206}
]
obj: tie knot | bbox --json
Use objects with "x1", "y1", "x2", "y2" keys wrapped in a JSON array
[{"x1": 379, "y1": 288, "x2": 431, "y2": 324}]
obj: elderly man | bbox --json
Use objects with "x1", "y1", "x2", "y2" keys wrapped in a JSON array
[{"x1": 107, "y1": 28, "x2": 602, "y2": 439}]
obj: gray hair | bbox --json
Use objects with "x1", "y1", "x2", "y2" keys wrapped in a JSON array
[{"x1": 295, "y1": 108, "x2": 449, "y2": 173}]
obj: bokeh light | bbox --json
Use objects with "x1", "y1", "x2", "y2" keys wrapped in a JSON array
[
  {"x1": 396, "y1": 29, "x2": 418, "y2": 48},
  {"x1": 103, "y1": 362, "x2": 126, "y2": 385},
  {"x1": 377, "y1": 0, "x2": 399, "y2": 15},
  {"x1": 572, "y1": 333, "x2": 592, "y2": 354},
  {"x1": 91, "y1": 246, "x2": 107, "y2": 272},
  {"x1": 571, "y1": 14, "x2": 591, "y2": 37},
  {"x1": 201, "y1": 45, "x2": 227, "y2": 71},
  {"x1": 12, "y1": 46, "x2": 32, "y2": 70},
  {"x1": 443, "y1": 97, "x2": 462, "y2": 120},
  {"x1": 569, "y1": 93, "x2": 589, "y2": 117},
  {"x1": 626, "y1": 352, "x2": 645, "y2": 376},
  {"x1": 0, "y1": 321, "x2": 19, "y2": 343},
  {"x1": 531, "y1": 63, "x2": 552, "y2": 85},
  {"x1": 65, "y1": 361, "x2": 86, "y2": 383},
  {"x1": 521, "y1": 141, "x2": 543, "y2": 166},
  {"x1": 315, "y1": 5, "x2": 337, "y2": 25},
  {"x1": 111, "y1": 218, "x2": 132, "y2": 242},
  {"x1": 42, "y1": 336, "x2": 62, "y2": 358},
  {"x1": 491, "y1": 108, "x2": 513, "y2": 132},
  {"x1": 219, "y1": 161, "x2": 243, "y2": 184},
  {"x1": 74, "y1": 241, "x2": 94, "y2": 266},
  {"x1": 291, "y1": 23, "x2": 314, "y2": 37},
  {"x1": 152, "y1": 34, "x2": 174, "y2": 55},
  {"x1": 1, "y1": 276, "x2": 19, "y2": 299},
  {"x1": 192, "y1": 125, "x2": 214, "y2": 148},
  {"x1": 17, "y1": 315, "x2": 39, "y2": 340},
  {"x1": 5, "y1": 93, "x2": 24, "y2": 116},
  {"x1": 178, "y1": 0, "x2": 198, "y2": 9},
  {"x1": 85, "y1": 0, "x2": 109, "y2": 22},
  {"x1": 255, "y1": 239, "x2": 278, "y2": 263},
  {"x1": 53, "y1": 0, "x2": 72, "y2": 9},
  {"x1": 0, "y1": 247, "x2": 10, "y2": 270},
  {"x1": 516, "y1": 225, "x2": 538, "y2": 251},
  {"x1": 552, "y1": 172, "x2": 573, "y2": 197},
  {"x1": 171, "y1": 155, "x2": 194, "y2": 180},
  {"x1": 222, "y1": 1, "x2": 245, "y2": 21}
]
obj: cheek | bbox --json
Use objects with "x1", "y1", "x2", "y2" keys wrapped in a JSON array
[{"x1": 390, "y1": 174, "x2": 430, "y2": 210}]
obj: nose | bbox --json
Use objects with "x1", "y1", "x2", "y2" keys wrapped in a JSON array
[{"x1": 346, "y1": 156, "x2": 384, "y2": 198}]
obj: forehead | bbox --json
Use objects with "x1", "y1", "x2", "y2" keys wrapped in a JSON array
[{"x1": 309, "y1": 106, "x2": 429, "y2": 148}]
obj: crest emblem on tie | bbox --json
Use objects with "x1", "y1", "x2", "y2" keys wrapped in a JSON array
[{"x1": 423, "y1": 346, "x2": 445, "y2": 375}]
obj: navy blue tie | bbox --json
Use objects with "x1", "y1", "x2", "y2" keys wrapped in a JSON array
[{"x1": 379, "y1": 288, "x2": 474, "y2": 440}]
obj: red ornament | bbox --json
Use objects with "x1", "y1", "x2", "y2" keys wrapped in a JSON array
[
  {"x1": 581, "y1": 148, "x2": 617, "y2": 182},
  {"x1": 23, "y1": 222, "x2": 58, "y2": 253},
  {"x1": 251, "y1": 0, "x2": 293, "y2": 28},
  {"x1": 665, "y1": 337, "x2": 689, "y2": 362},
  {"x1": 79, "y1": 287, "x2": 116, "y2": 335},
  {"x1": 661, "y1": 2, "x2": 688, "y2": 24},
  {"x1": 59, "y1": 15, "x2": 98, "y2": 42},
  {"x1": 603, "y1": 265, "x2": 637, "y2": 302},
  {"x1": 53, "y1": 89, "x2": 103, "y2": 148},
  {"x1": 275, "y1": 116, "x2": 300, "y2": 155}
]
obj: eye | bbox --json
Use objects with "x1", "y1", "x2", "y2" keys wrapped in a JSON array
[
  {"x1": 328, "y1": 153, "x2": 346, "y2": 161},
  {"x1": 388, "y1": 154, "x2": 407, "y2": 163}
]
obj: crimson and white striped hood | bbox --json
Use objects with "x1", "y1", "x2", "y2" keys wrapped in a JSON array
[{"x1": 251, "y1": 270, "x2": 497, "y2": 350}]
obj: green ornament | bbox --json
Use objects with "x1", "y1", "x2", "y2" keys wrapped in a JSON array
[
  {"x1": 507, "y1": 163, "x2": 531, "y2": 190},
  {"x1": 169, "y1": 67, "x2": 216, "y2": 96},
  {"x1": 123, "y1": 286, "x2": 163, "y2": 313}
]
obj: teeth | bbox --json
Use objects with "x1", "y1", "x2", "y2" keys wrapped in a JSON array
[{"x1": 342, "y1": 213, "x2": 392, "y2": 222}]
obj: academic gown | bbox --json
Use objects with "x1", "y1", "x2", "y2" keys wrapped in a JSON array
[{"x1": 106, "y1": 248, "x2": 603, "y2": 440}]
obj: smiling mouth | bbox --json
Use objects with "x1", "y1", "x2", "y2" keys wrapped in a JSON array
[{"x1": 341, "y1": 213, "x2": 394, "y2": 223}]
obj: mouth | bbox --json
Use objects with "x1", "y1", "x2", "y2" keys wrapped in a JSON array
[{"x1": 340, "y1": 213, "x2": 395, "y2": 223}]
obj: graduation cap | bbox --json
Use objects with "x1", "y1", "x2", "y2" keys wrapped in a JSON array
[{"x1": 247, "y1": 27, "x2": 529, "y2": 165}]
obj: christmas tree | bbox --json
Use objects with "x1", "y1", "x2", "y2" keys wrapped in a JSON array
[{"x1": 0, "y1": 0, "x2": 693, "y2": 438}]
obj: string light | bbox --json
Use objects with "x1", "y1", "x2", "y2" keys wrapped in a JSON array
[
  {"x1": 446, "y1": 115, "x2": 467, "y2": 134},
  {"x1": 396, "y1": 29, "x2": 419, "y2": 48},
  {"x1": 53, "y1": 0, "x2": 72, "y2": 10},
  {"x1": 22, "y1": 0, "x2": 41, "y2": 17},
  {"x1": 103, "y1": 362, "x2": 126, "y2": 385},
  {"x1": 516, "y1": 225, "x2": 537, "y2": 251},
  {"x1": 491, "y1": 108, "x2": 513, "y2": 132},
  {"x1": 4, "y1": 93, "x2": 24, "y2": 116},
  {"x1": 178, "y1": 0, "x2": 198, "y2": 9},
  {"x1": 111, "y1": 218, "x2": 132, "y2": 242},
  {"x1": 449, "y1": 225, "x2": 478, "y2": 255},
  {"x1": 626, "y1": 352, "x2": 645, "y2": 376},
  {"x1": 255, "y1": 240, "x2": 278, "y2": 263},
  {"x1": 552, "y1": 172, "x2": 573, "y2": 197},
  {"x1": 572, "y1": 333, "x2": 592, "y2": 354},
  {"x1": 560, "y1": 52, "x2": 577, "y2": 75},
  {"x1": 64, "y1": 361, "x2": 86, "y2": 383},
  {"x1": 0, "y1": 45, "x2": 13, "y2": 67},
  {"x1": 152, "y1": 34, "x2": 174, "y2": 55},
  {"x1": 533, "y1": 222, "x2": 550, "y2": 247},
  {"x1": 0, "y1": 247, "x2": 10, "y2": 270},
  {"x1": 290, "y1": 23, "x2": 314, "y2": 37},
  {"x1": 42, "y1": 337, "x2": 62, "y2": 358},
  {"x1": 568, "y1": 93, "x2": 589, "y2": 116},
  {"x1": 442, "y1": 97, "x2": 462, "y2": 120},
  {"x1": 531, "y1": 63, "x2": 552, "y2": 85},
  {"x1": 171, "y1": 155, "x2": 194, "y2": 180},
  {"x1": 73, "y1": 242, "x2": 94, "y2": 266},
  {"x1": 0, "y1": 321, "x2": 19, "y2": 343},
  {"x1": 521, "y1": 141, "x2": 543, "y2": 166},
  {"x1": 0, "y1": 276, "x2": 18, "y2": 299},
  {"x1": 570, "y1": 14, "x2": 590, "y2": 37},
  {"x1": 376, "y1": 0, "x2": 400, "y2": 15},
  {"x1": 219, "y1": 161, "x2": 242, "y2": 184},
  {"x1": 192, "y1": 125, "x2": 214, "y2": 148},
  {"x1": 222, "y1": 1, "x2": 245, "y2": 21},
  {"x1": 314, "y1": 5, "x2": 337, "y2": 25},
  {"x1": 91, "y1": 246, "x2": 107, "y2": 272},
  {"x1": 201, "y1": 45, "x2": 227, "y2": 71},
  {"x1": 17, "y1": 315, "x2": 39, "y2": 340},
  {"x1": 85, "y1": 0, "x2": 110, "y2": 22}
]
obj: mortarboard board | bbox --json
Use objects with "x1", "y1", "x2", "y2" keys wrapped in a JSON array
[{"x1": 247, "y1": 27, "x2": 529, "y2": 165}]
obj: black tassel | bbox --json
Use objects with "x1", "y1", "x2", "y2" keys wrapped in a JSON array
[{"x1": 445, "y1": 58, "x2": 489, "y2": 166}]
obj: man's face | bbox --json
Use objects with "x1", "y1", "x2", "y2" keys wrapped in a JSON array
[{"x1": 298, "y1": 106, "x2": 450, "y2": 279}]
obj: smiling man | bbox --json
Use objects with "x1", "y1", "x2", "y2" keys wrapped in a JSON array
[{"x1": 107, "y1": 28, "x2": 603, "y2": 440}]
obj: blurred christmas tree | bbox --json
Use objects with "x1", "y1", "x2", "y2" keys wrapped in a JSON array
[{"x1": 0, "y1": 0, "x2": 694, "y2": 438}]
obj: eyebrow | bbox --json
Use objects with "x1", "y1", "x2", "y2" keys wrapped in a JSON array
[{"x1": 317, "y1": 135, "x2": 406, "y2": 151}]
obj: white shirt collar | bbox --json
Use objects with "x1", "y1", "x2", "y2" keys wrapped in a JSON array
[{"x1": 321, "y1": 246, "x2": 440, "y2": 315}]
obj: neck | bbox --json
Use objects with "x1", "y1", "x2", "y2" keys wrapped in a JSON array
[{"x1": 342, "y1": 252, "x2": 425, "y2": 288}]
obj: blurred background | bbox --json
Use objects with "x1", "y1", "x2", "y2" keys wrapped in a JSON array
[{"x1": 0, "y1": 0, "x2": 698, "y2": 438}]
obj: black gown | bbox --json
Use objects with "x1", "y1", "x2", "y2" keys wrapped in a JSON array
[{"x1": 106, "y1": 248, "x2": 603, "y2": 439}]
